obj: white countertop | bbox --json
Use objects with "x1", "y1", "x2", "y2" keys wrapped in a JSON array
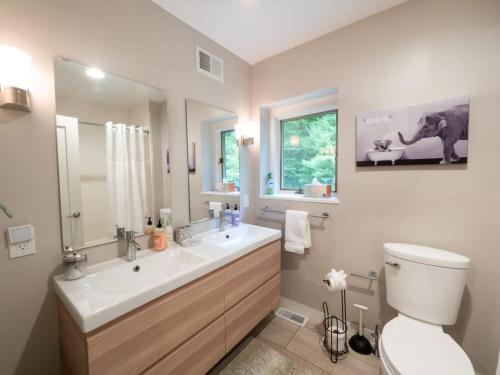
[{"x1": 53, "y1": 223, "x2": 281, "y2": 333}]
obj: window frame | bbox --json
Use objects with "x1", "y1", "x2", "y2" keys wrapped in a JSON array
[
  {"x1": 220, "y1": 129, "x2": 236, "y2": 182},
  {"x1": 278, "y1": 109, "x2": 338, "y2": 194},
  {"x1": 218, "y1": 127, "x2": 241, "y2": 191}
]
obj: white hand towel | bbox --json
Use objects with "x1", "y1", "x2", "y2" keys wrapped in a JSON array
[
  {"x1": 209, "y1": 201, "x2": 223, "y2": 218},
  {"x1": 284, "y1": 210, "x2": 311, "y2": 254}
]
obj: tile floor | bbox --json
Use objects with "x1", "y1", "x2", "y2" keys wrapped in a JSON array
[{"x1": 213, "y1": 313, "x2": 380, "y2": 375}]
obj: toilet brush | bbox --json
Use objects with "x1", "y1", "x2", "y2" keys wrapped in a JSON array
[{"x1": 348, "y1": 304, "x2": 374, "y2": 355}]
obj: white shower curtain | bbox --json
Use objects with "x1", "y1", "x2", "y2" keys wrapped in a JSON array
[{"x1": 106, "y1": 123, "x2": 147, "y2": 234}]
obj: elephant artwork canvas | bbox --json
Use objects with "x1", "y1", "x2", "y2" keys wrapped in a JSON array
[{"x1": 356, "y1": 96, "x2": 470, "y2": 166}]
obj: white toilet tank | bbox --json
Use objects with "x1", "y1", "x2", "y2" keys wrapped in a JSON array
[{"x1": 384, "y1": 243, "x2": 470, "y2": 325}]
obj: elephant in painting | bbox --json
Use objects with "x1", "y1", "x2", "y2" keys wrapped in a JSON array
[{"x1": 398, "y1": 104, "x2": 469, "y2": 164}]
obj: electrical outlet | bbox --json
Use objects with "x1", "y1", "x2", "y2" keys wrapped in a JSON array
[
  {"x1": 9, "y1": 240, "x2": 35, "y2": 259},
  {"x1": 7, "y1": 224, "x2": 36, "y2": 259}
]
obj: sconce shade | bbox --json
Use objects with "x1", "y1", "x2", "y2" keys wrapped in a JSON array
[
  {"x1": 235, "y1": 121, "x2": 255, "y2": 146},
  {"x1": 0, "y1": 44, "x2": 31, "y2": 112}
]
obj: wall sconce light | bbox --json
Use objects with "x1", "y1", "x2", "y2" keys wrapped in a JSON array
[
  {"x1": 0, "y1": 45, "x2": 32, "y2": 112},
  {"x1": 235, "y1": 121, "x2": 255, "y2": 146}
]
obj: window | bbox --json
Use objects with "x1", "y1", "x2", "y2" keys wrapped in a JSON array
[
  {"x1": 221, "y1": 129, "x2": 240, "y2": 189},
  {"x1": 280, "y1": 110, "x2": 337, "y2": 193}
]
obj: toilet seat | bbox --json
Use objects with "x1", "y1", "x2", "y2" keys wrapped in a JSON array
[{"x1": 380, "y1": 314, "x2": 474, "y2": 375}]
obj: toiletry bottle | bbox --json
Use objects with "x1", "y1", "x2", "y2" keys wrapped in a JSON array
[
  {"x1": 153, "y1": 219, "x2": 166, "y2": 251},
  {"x1": 144, "y1": 217, "x2": 154, "y2": 235},
  {"x1": 164, "y1": 217, "x2": 173, "y2": 244},
  {"x1": 231, "y1": 204, "x2": 240, "y2": 227},
  {"x1": 224, "y1": 203, "x2": 232, "y2": 226},
  {"x1": 266, "y1": 172, "x2": 274, "y2": 195}
]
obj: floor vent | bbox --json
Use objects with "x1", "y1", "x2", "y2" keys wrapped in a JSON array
[{"x1": 275, "y1": 307, "x2": 309, "y2": 327}]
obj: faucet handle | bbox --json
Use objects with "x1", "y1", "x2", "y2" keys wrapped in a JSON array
[
  {"x1": 114, "y1": 226, "x2": 126, "y2": 240},
  {"x1": 126, "y1": 230, "x2": 136, "y2": 241}
]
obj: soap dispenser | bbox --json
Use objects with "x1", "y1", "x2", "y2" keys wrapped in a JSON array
[
  {"x1": 153, "y1": 219, "x2": 166, "y2": 251},
  {"x1": 231, "y1": 204, "x2": 240, "y2": 227},
  {"x1": 224, "y1": 203, "x2": 232, "y2": 226},
  {"x1": 144, "y1": 217, "x2": 154, "y2": 235}
]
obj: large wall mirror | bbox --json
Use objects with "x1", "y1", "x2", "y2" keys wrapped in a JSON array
[
  {"x1": 54, "y1": 57, "x2": 170, "y2": 249},
  {"x1": 185, "y1": 99, "x2": 239, "y2": 222}
]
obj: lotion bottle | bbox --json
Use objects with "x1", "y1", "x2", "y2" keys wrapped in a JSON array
[{"x1": 153, "y1": 219, "x2": 166, "y2": 251}]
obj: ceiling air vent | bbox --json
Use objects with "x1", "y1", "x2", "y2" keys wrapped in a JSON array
[{"x1": 196, "y1": 46, "x2": 224, "y2": 83}]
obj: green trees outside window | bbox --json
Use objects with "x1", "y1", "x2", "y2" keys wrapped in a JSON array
[
  {"x1": 280, "y1": 110, "x2": 337, "y2": 192},
  {"x1": 221, "y1": 129, "x2": 240, "y2": 189}
]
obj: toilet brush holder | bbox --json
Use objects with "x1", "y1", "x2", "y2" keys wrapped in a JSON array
[{"x1": 348, "y1": 304, "x2": 374, "y2": 355}]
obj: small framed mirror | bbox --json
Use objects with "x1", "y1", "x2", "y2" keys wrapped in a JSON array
[
  {"x1": 185, "y1": 99, "x2": 239, "y2": 222},
  {"x1": 54, "y1": 57, "x2": 170, "y2": 249}
]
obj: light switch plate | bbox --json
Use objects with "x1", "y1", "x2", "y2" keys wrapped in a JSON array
[
  {"x1": 243, "y1": 194, "x2": 250, "y2": 208},
  {"x1": 7, "y1": 224, "x2": 36, "y2": 259}
]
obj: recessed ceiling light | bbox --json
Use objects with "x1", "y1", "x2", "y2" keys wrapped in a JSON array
[{"x1": 86, "y1": 67, "x2": 105, "y2": 79}]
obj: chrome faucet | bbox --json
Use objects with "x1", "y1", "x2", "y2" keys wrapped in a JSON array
[
  {"x1": 219, "y1": 210, "x2": 226, "y2": 232},
  {"x1": 126, "y1": 231, "x2": 141, "y2": 261}
]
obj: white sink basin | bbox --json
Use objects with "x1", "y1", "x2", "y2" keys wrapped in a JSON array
[
  {"x1": 54, "y1": 223, "x2": 281, "y2": 332},
  {"x1": 201, "y1": 224, "x2": 279, "y2": 249},
  {"x1": 84, "y1": 250, "x2": 205, "y2": 295}
]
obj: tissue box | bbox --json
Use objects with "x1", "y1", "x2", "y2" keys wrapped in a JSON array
[{"x1": 304, "y1": 184, "x2": 331, "y2": 198}]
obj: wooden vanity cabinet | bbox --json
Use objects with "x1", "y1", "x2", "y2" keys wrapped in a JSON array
[
  {"x1": 58, "y1": 240, "x2": 281, "y2": 375},
  {"x1": 224, "y1": 240, "x2": 281, "y2": 309},
  {"x1": 225, "y1": 273, "x2": 281, "y2": 352}
]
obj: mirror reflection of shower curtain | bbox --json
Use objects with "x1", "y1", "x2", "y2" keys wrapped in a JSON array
[{"x1": 106, "y1": 123, "x2": 147, "y2": 235}]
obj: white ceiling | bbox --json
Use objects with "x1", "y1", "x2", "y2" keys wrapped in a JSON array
[{"x1": 153, "y1": 0, "x2": 407, "y2": 64}]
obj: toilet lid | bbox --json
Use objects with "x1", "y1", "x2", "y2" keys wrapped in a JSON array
[{"x1": 380, "y1": 315, "x2": 474, "y2": 375}]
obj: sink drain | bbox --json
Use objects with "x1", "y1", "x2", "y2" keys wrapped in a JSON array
[{"x1": 133, "y1": 265, "x2": 140, "y2": 272}]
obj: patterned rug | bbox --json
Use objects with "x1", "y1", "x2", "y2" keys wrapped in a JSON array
[{"x1": 209, "y1": 337, "x2": 317, "y2": 375}]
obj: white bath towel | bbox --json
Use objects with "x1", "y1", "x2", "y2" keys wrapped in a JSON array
[
  {"x1": 284, "y1": 210, "x2": 311, "y2": 254},
  {"x1": 209, "y1": 201, "x2": 223, "y2": 218}
]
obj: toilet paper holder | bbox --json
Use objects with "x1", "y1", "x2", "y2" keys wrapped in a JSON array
[
  {"x1": 350, "y1": 270, "x2": 377, "y2": 281},
  {"x1": 323, "y1": 270, "x2": 377, "y2": 285}
]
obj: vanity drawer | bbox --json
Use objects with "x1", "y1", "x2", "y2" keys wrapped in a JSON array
[
  {"x1": 144, "y1": 316, "x2": 225, "y2": 375},
  {"x1": 86, "y1": 269, "x2": 225, "y2": 375},
  {"x1": 225, "y1": 273, "x2": 281, "y2": 351},
  {"x1": 224, "y1": 240, "x2": 281, "y2": 309}
]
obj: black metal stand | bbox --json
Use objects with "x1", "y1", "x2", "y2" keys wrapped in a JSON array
[{"x1": 322, "y1": 289, "x2": 349, "y2": 363}]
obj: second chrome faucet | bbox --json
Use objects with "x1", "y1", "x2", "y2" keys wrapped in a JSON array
[{"x1": 126, "y1": 230, "x2": 141, "y2": 261}]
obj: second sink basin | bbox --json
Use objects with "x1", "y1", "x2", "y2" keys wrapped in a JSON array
[{"x1": 201, "y1": 224, "x2": 280, "y2": 249}]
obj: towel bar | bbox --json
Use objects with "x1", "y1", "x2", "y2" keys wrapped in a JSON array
[
  {"x1": 260, "y1": 206, "x2": 329, "y2": 219},
  {"x1": 0, "y1": 202, "x2": 13, "y2": 218}
]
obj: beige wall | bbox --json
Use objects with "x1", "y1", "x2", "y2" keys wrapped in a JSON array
[
  {"x1": 186, "y1": 100, "x2": 239, "y2": 221},
  {"x1": 251, "y1": 1, "x2": 500, "y2": 374},
  {"x1": 0, "y1": 1, "x2": 250, "y2": 374}
]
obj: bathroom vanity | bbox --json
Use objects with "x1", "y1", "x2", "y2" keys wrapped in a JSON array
[{"x1": 54, "y1": 224, "x2": 281, "y2": 375}]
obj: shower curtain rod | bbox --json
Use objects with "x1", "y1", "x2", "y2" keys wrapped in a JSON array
[{"x1": 79, "y1": 121, "x2": 150, "y2": 134}]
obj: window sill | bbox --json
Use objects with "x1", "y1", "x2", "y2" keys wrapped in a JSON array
[
  {"x1": 201, "y1": 191, "x2": 240, "y2": 197},
  {"x1": 259, "y1": 193, "x2": 340, "y2": 205}
]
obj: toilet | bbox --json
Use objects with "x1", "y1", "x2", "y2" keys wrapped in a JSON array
[{"x1": 380, "y1": 243, "x2": 474, "y2": 375}]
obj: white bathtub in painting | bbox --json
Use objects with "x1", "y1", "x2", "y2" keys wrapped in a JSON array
[{"x1": 367, "y1": 147, "x2": 406, "y2": 165}]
